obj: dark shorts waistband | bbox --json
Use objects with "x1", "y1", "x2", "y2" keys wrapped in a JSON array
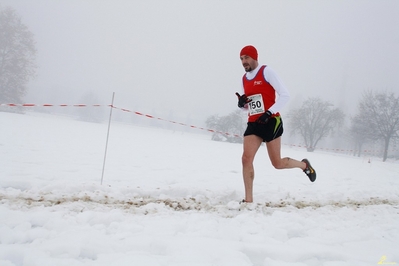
[{"x1": 244, "y1": 116, "x2": 283, "y2": 142}]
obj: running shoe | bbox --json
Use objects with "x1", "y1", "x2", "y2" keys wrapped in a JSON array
[{"x1": 302, "y1": 158, "x2": 316, "y2": 182}]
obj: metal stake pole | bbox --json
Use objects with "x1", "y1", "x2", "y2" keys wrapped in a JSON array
[{"x1": 101, "y1": 92, "x2": 115, "y2": 185}]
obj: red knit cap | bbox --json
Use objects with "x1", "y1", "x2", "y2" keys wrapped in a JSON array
[{"x1": 240, "y1": 45, "x2": 258, "y2": 60}]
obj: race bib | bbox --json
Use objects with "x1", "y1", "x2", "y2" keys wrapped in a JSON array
[{"x1": 248, "y1": 94, "x2": 265, "y2": 116}]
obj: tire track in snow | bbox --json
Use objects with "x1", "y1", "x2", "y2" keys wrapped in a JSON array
[{"x1": 1, "y1": 191, "x2": 398, "y2": 214}]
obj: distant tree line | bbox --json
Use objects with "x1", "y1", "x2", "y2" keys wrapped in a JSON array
[{"x1": 206, "y1": 91, "x2": 399, "y2": 162}]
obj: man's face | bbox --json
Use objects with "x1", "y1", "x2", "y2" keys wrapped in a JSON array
[{"x1": 240, "y1": 55, "x2": 257, "y2": 72}]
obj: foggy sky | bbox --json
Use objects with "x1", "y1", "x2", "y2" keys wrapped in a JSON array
[{"x1": 2, "y1": 0, "x2": 399, "y2": 124}]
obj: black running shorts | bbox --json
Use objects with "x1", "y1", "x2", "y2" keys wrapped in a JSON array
[{"x1": 243, "y1": 116, "x2": 284, "y2": 142}]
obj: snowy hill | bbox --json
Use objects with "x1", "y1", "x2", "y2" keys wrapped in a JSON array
[{"x1": 1, "y1": 111, "x2": 398, "y2": 266}]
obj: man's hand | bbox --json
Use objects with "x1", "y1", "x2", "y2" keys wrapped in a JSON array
[
  {"x1": 256, "y1": 110, "x2": 272, "y2": 123},
  {"x1": 235, "y1": 92, "x2": 252, "y2": 108}
]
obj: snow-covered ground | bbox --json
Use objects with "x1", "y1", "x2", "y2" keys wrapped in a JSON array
[{"x1": 1, "y1": 111, "x2": 398, "y2": 266}]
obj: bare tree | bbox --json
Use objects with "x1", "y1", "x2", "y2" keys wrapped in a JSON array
[
  {"x1": 205, "y1": 109, "x2": 246, "y2": 143},
  {"x1": 355, "y1": 90, "x2": 399, "y2": 161},
  {"x1": 0, "y1": 6, "x2": 36, "y2": 109},
  {"x1": 288, "y1": 97, "x2": 345, "y2": 152}
]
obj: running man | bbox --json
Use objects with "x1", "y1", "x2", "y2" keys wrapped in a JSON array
[{"x1": 236, "y1": 45, "x2": 316, "y2": 203}]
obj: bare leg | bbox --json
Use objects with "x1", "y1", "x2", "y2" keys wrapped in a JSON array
[
  {"x1": 242, "y1": 135, "x2": 263, "y2": 203},
  {"x1": 266, "y1": 137, "x2": 306, "y2": 170}
]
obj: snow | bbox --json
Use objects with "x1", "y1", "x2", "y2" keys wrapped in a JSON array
[{"x1": 1, "y1": 111, "x2": 398, "y2": 266}]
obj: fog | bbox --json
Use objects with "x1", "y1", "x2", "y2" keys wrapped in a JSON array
[{"x1": 2, "y1": 0, "x2": 399, "y2": 124}]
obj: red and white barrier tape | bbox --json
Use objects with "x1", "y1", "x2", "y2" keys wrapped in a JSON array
[
  {"x1": 2, "y1": 103, "x2": 397, "y2": 154},
  {"x1": 284, "y1": 144, "x2": 396, "y2": 154},
  {"x1": 112, "y1": 105, "x2": 242, "y2": 138},
  {"x1": 0, "y1": 103, "x2": 107, "y2": 107},
  {"x1": 1, "y1": 103, "x2": 241, "y2": 138}
]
